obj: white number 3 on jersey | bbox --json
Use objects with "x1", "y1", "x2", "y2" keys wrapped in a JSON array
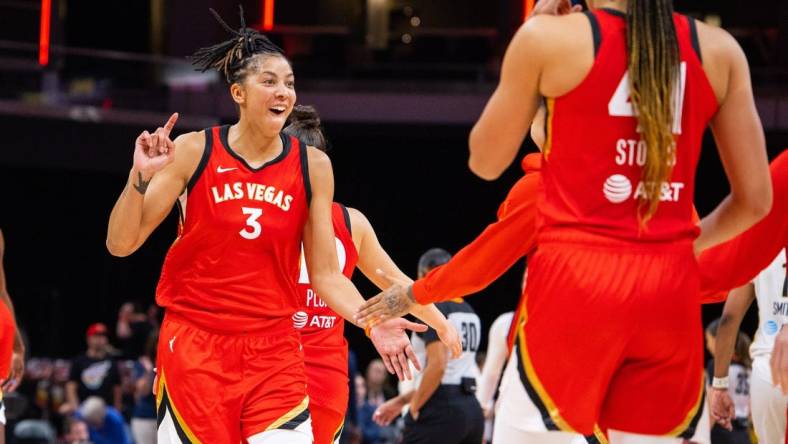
[{"x1": 240, "y1": 207, "x2": 263, "y2": 240}]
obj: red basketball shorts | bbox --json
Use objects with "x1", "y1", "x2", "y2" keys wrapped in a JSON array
[
  {"x1": 517, "y1": 232, "x2": 705, "y2": 438},
  {"x1": 303, "y1": 340, "x2": 348, "y2": 444},
  {"x1": 155, "y1": 313, "x2": 311, "y2": 443}
]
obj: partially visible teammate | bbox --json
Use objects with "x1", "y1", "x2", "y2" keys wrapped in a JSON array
[
  {"x1": 0, "y1": 229, "x2": 25, "y2": 442},
  {"x1": 106, "y1": 9, "x2": 435, "y2": 444},
  {"x1": 698, "y1": 149, "x2": 788, "y2": 301},
  {"x1": 283, "y1": 106, "x2": 461, "y2": 444},
  {"x1": 710, "y1": 250, "x2": 787, "y2": 442},
  {"x1": 360, "y1": 0, "x2": 772, "y2": 442}
]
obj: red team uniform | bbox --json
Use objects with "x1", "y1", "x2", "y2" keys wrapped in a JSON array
[
  {"x1": 155, "y1": 126, "x2": 312, "y2": 443},
  {"x1": 519, "y1": 9, "x2": 717, "y2": 438},
  {"x1": 296, "y1": 202, "x2": 358, "y2": 444}
]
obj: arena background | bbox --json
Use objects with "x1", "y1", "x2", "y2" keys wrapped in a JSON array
[{"x1": 0, "y1": 0, "x2": 786, "y2": 372}]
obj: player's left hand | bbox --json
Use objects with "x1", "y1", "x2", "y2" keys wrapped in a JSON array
[
  {"x1": 2, "y1": 350, "x2": 24, "y2": 392},
  {"x1": 368, "y1": 317, "x2": 427, "y2": 381},
  {"x1": 709, "y1": 388, "x2": 734, "y2": 431},
  {"x1": 356, "y1": 270, "x2": 416, "y2": 325}
]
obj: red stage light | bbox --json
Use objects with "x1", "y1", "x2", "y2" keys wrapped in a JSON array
[
  {"x1": 39, "y1": 0, "x2": 51, "y2": 66},
  {"x1": 263, "y1": 0, "x2": 275, "y2": 31}
]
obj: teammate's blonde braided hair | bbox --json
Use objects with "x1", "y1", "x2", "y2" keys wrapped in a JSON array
[{"x1": 626, "y1": 0, "x2": 680, "y2": 225}]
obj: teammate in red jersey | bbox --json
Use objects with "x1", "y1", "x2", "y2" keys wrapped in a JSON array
[
  {"x1": 359, "y1": 0, "x2": 772, "y2": 441},
  {"x1": 0, "y1": 229, "x2": 25, "y2": 444},
  {"x1": 283, "y1": 106, "x2": 461, "y2": 444},
  {"x1": 106, "y1": 9, "x2": 437, "y2": 444}
]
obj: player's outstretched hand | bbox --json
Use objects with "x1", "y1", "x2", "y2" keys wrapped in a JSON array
[
  {"x1": 356, "y1": 270, "x2": 416, "y2": 326},
  {"x1": 368, "y1": 317, "x2": 427, "y2": 381},
  {"x1": 709, "y1": 388, "x2": 734, "y2": 431},
  {"x1": 133, "y1": 113, "x2": 179, "y2": 181},
  {"x1": 771, "y1": 325, "x2": 788, "y2": 395}
]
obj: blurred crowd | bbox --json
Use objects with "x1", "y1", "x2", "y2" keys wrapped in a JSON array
[{"x1": 4, "y1": 302, "x2": 159, "y2": 444}]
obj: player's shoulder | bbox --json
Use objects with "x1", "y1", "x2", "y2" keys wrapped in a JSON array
[
  {"x1": 174, "y1": 130, "x2": 206, "y2": 156},
  {"x1": 305, "y1": 145, "x2": 332, "y2": 178},
  {"x1": 515, "y1": 13, "x2": 590, "y2": 53},
  {"x1": 694, "y1": 20, "x2": 743, "y2": 65},
  {"x1": 345, "y1": 206, "x2": 370, "y2": 230},
  {"x1": 168, "y1": 130, "x2": 208, "y2": 181}
]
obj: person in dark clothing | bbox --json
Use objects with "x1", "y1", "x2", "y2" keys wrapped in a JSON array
[{"x1": 62, "y1": 324, "x2": 121, "y2": 415}]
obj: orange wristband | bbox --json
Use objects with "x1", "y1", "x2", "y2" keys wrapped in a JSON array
[{"x1": 364, "y1": 325, "x2": 372, "y2": 338}]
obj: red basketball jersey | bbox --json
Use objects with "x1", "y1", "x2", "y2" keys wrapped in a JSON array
[
  {"x1": 297, "y1": 202, "x2": 358, "y2": 414},
  {"x1": 538, "y1": 10, "x2": 718, "y2": 242},
  {"x1": 156, "y1": 126, "x2": 311, "y2": 335},
  {"x1": 295, "y1": 202, "x2": 358, "y2": 345}
]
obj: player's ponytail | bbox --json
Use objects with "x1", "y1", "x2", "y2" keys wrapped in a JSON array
[
  {"x1": 284, "y1": 105, "x2": 327, "y2": 151},
  {"x1": 190, "y1": 5, "x2": 286, "y2": 84},
  {"x1": 626, "y1": 0, "x2": 679, "y2": 224}
]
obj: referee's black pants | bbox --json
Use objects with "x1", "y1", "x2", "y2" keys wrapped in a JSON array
[{"x1": 402, "y1": 385, "x2": 484, "y2": 444}]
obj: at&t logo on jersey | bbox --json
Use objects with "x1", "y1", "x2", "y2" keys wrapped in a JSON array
[
  {"x1": 291, "y1": 309, "x2": 337, "y2": 330},
  {"x1": 603, "y1": 173, "x2": 685, "y2": 204},
  {"x1": 603, "y1": 174, "x2": 632, "y2": 203},
  {"x1": 292, "y1": 311, "x2": 308, "y2": 329}
]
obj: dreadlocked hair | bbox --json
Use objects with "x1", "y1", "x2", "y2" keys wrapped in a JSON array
[
  {"x1": 284, "y1": 105, "x2": 327, "y2": 151},
  {"x1": 626, "y1": 0, "x2": 680, "y2": 225},
  {"x1": 190, "y1": 5, "x2": 286, "y2": 84}
]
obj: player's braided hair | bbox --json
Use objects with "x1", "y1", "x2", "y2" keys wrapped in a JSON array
[
  {"x1": 283, "y1": 105, "x2": 327, "y2": 151},
  {"x1": 626, "y1": 0, "x2": 680, "y2": 225},
  {"x1": 190, "y1": 5, "x2": 286, "y2": 84}
]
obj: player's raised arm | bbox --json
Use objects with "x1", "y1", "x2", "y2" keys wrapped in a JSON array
[
  {"x1": 348, "y1": 207, "x2": 461, "y2": 358},
  {"x1": 106, "y1": 114, "x2": 202, "y2": 256},
  {"x1": 468, "y1": 19, "x2": 545, "y2": 180}
]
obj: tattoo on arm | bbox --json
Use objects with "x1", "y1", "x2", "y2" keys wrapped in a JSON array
[
  {"x1": 384, "y1": 285, "x2": 413, "y2": 317},
  {"x1": 133, "y1": 172, "x2": 151, "y2": 195}
]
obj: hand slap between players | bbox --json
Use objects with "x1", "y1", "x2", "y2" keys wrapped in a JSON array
[
  {"x1": 368, "y1": 317, "x2": 427, "y2": 381},
  {"x1": 356, "y1": 270, "x2": 417, "y2": 325}
]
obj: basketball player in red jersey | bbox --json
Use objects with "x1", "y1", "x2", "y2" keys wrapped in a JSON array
[
  {"x1": 105, "y1": 9, "x2": 439, "y2": 444},
  {"x1": 359, "y1": 0, "x2": 772, "y2": 441},
  {"x1": 283, "y1": 106, "x2": 462, "y2": 444},
  {"x1": 0, "y1": 229, "x2": 25, "y2": 444}
]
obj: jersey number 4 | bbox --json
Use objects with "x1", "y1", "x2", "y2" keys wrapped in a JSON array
[
  {"x1": 240, "y1": 207, "x2": 263, "y2": 240},
  {"x1": 608, "y1": 62, "x2": 687, "y2": 134}
]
